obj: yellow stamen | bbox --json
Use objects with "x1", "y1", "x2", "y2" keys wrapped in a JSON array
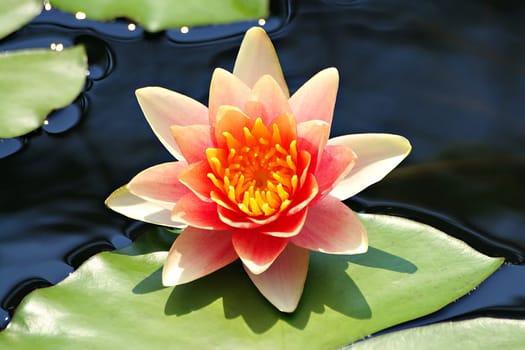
[{"x1": 207, "y1": 116, "x2": 300, "y2": 217}]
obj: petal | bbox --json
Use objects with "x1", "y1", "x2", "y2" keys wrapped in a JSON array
[
  {"x1": 289, "y1": 68, "x2": 339, "y2": 125},
  {"x1": 233, "y1": 27, "x2": 289, "y2": 97},
  {"x1": 172, "y1": 193, "x2": 231, "y2": 230},
  {"x1": 316, "y1": 145, "x2": 357, "y2": 199},
  {"x1": 208, "y1": 68, "x2": 251, "y2": 126},
  {"x1": 217, "y1": 206, "x2": 269, "y2": 229},
  {"x1": 135, "y1": 87, "x2": 208, "y2": 160},
  {"x1": 246, "y1": 75, "x2": 291, "y2": 125},
  {"x1": 232, "y1": 230, "x2": 288, "y2": 274},
  {"x1": 296, "y1": 149, "x2": 312, "y2": 188},
  {"x1": 177, "y1": 160, "x2": 214, "y2": 202},
  {"x1": 291, "y1": 196, "x2": 367, "y2": 254},
  {"x1": 127, "y1": 162, "x2": 189, "y2": 209},
  {"x1": 245, "y1": 244, "x2": 309, "y2": 313},
  {"x1": 214, "y1": 105, "x2": 252, "y2": 149},
  {"x1": 259, "y1": 208, "x2": 308, "y2": 238},
  {"x1": 105, "y1": 186, "x2": 185, "y2": 228},
  {"x1": 162, "y1": 227, "x2": 238, "y2": 286},
  {"x1": 297, "y1": 120, "x2": 330, "y2": 172},
  {"x1": 170, "y1": 124, "x2": 212, "y2": 164},
  {"x1": 288, "y1": 173, "x2": 318, "y2": 215},
  {"x1": 328, "y1": 133, "x2": 412, "y2": 200}
]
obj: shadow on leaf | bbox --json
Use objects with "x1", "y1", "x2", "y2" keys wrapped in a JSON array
[
  {"x1": 348, "y1": 246, "x2": 418, "y2": 274},
  {"x1": 128, "y1": 228, "x2": 418, "y2": 335},
  {"x1": 159, "y1": 251, "x2": 380, "y2": 334},
  {"x1": 132, "y1": 267, "x2": 164, "y2": 294}
]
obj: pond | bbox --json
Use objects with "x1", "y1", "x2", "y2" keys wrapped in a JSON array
[{"x1": 1, "y1": 0, "x2": 524, "y2": 340}]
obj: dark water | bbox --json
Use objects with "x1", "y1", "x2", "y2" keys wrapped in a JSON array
[{"x1": 1, "y1": 0, "x2": 524, "y2": 333}]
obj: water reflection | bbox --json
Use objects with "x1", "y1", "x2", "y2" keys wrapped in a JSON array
[
  {"x1": 0, "y1": 138, "x2": 25, "y2": 159},
  {"x1": 74, "y1": 35, "x2": 115, "y2": 80}
]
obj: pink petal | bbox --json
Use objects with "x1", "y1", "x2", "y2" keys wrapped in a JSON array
[
  {"x1": 177, "y1": 160, "x2": 214, "y2": 202},
  {"x1": 259, "y1": 208, "x2": 308, "y2": 238},
  {"x1": 289, "y1": 68, "x2": 339, "y2": 125},
  {"x1": 105, "y1": 186, "x2": 185, "y2": 228},
  {"x1": 127, "y1": 162, "x2": 189, "y2": 210},
  {"x1": 296, "y1": 149, "x2": 312, "y2": 187},
  {"x1": 232, "y1": 230, "x2": 288, "y2": 274},
  {"x1": 316, "y1": 145, "x2": 356, "y2": 200},
  {"x1": 297, "y1": 120, "x2": 330, "y2": 172},
  {"x1": 291, "y1": 196, "x2": 367, "y2": 254},
  {"x1": 135, "y1": 87, "x2": 208, "y2": 160},
  {"x1": 245, "y1": 244, "x2": 309, "y2": 312},
  {"x1": 210, "y1": 190, "x2": 239, "y2": 212},
  {"x1": 217, "y1": 206, "x2": 270, "y2": 229},
  {"x1": 233, "y1": 27, "x2": 289, "y2": 97},
  {"x1": 328, "y1": 133, "x2": 412, "y2": 200},
  {"x1": 172, "y1": 193, "x2": 231, "y2": 230},
  {"x1": 287, "y1": 173, "x2": 318, "y2": 215},
  {"x1": 170, "y1": 124, "x2": 212, "y2": 164},
  {"x1": 246, "y1": 75, "x2": 291, "y2": 125},
  {"x1": 162, "y1": 227, "x2": 238, "y2": 286},
  {"x1": 214, "y1": 106, "x2": 252, "y2": 149},
  {"x1": 208, "y1": 68, "x2": 251, "y2": 126}
]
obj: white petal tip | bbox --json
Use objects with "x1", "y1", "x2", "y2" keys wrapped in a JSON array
[{"x1": 162, "y1": 264, "x2": 183, "y2": 287}]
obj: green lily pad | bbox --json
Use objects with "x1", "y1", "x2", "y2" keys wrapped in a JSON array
[
  {"x1": 348, "y1": 317, "x2": 525, "y2": 350},
  {"x1": 0, "y1": 46, "x2": 87, "y2": 138},
  {"x1": 0, "y1": 0, "x2": 42, "y2": 39},
  {"x1": 50, "y1": 0, "x2": 269, "y2": 32},
  {"x1": 0, "y1": 214, "x2": 502, "y2": 349}
]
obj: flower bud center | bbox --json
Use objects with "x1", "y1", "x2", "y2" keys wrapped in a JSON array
[{"x1": 207, "y1": 117, "x2": 298, "y2": 217}]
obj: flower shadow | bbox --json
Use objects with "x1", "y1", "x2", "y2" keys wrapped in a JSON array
[
  {"x1": 133, "y1": 244, "x2": 417, "y2": 335},
  {"x1": 132, "y1": 267, "x2": 164, "y2": 294},
  {"x1": 348, "y1": 246, "x2": 418, "y2": 274}
]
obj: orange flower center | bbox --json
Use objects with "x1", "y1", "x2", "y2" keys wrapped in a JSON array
[{"x1": 206, "y1": 117, "x2": 298, "y2": 217}]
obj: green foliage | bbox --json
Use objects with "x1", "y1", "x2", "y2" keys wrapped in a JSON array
[
  {"x1": 0, "y1": 214, "x2": 503, "y2": 349},
  {"x1": 348, "y1": 317, "x2": 525, "y2": 350},
  {"x1": 0, "y1": 46, "x2": 87, "y2": 138},
  {"x1": 0, "y1": 0, "x2": 41, "y2": 39},
  {"x1": 50, "y1": 0, "x2": 269, "y2": 32}
]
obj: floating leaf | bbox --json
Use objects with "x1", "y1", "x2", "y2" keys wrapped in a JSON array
[
  {"x1": 348, "y1": 317, "x2": 525, "y2": 349},
  {"x1": 0, "y1": 214, "x2": 502, "y2": 349},
  {"x1": 0, "y1": 0, "x2": 42, "y2": 39},
  {"x1": 0, "y1": 46, "x2": 87, "y2": 138},
  {"x1": 50, "y1": 0, "x2": 269, "y2": 32}
]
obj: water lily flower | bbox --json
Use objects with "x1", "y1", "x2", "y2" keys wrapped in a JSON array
[{"x1": 105, "y1": 27, "x2": 411, "y2": 312}]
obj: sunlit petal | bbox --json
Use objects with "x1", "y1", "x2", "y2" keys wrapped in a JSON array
[
  {"x1": 135, "y1": 87, "x2": 208, "y2": 160},
  {"x1": 214, "y1": 106, "x2": 252, "y2": 148},
  {"x1": 127, "y1": 162, "x2": 189, "y2": 209},
  {"x1": 218, "y1": 206, "x2": 278, "y2": 228},
  {"x1": 316, "y1": 145, "x2": 356, "y2": 199},
  {"x1": 105, "y1": 186, "x2": 185, "y2": 228},
  {"x1": 289, "y1": 67, "x2": 339, "y2": 125},
  {"x1": 246, "y1": 75, "x2": 292, "y2": 125},
  {"x1": 287, "y1": 174, "x2": 318, "y2": 215},
  {"x1": 170, "y1": 124, "x2": 212, "y2": 164},
  {"x1": 232, "y1": 230, "x2": 288, "y2": 275},
  {"x1": 172, "y1": 193, "x2": 231, "y2": 230},
  {"x1": 259, "y1": 208, "x2": 308, "y2": 238},
  {"x1": 208, "y1": 68, "x2": 251, "y2": 126},
  {"x1": 292, "y1": 196, "x2": 367, "y2": 254},
  {"x1": 177, "y1": 160, "x2": 214, "y2": 202},
  {"x1": 233, "y1": 27, "x2": 289, "y2": 96},
  {"x1": 163, "y1": 227, "x2": 237, "y2": 286},
  {"x1": 245, "y1": 244, "x2": 309, "y2": 312},
  {"x1": 297, "y1": 120, "x2": 330, "y2": 172},
  {"x1": 328, "y1": 133, "x2": 412, "y2": 200}
]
